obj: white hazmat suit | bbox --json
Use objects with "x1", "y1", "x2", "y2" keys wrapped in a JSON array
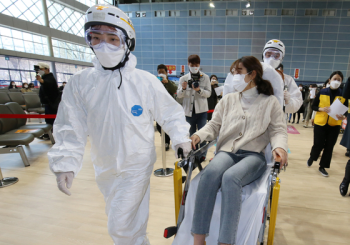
[
  {"x1": 283, "y1": 73, "x2": 303, "y2": 113},
  {"x1": 48, "y1": 54, "x2": 190, "y2": 244}
]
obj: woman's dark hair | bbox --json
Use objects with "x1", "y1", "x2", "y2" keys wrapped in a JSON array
[
  {"x1": 210, "y1": 75, "x2": 218, "y2": 80},
  {"x1": 329, "y1": 71, "x2": 343, "y2": 82},
  {"x1": 188, "y1": 54, "x2": 200, "y2": 65},
  {"x1": 157, "y1": 64, "x2": 167, "y2": 72},
  {"x1": 231, "y1": 56, "x2": 274, "y2": 96},
  {"x1": 323, "y1": 79, "x2": 330, "y2": 87}
]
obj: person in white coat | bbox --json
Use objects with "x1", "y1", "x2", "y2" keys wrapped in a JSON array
[
  {"x1": 48, "y1": 5, "x2": 191, "y2": 245},
  {"x1": 262, "y1": 39, "x2": 303, "y2": 114}
]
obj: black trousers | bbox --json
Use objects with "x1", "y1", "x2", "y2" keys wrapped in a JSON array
[
  {"x1": 45, "y1": 105, "x2": 56, "y2": 125},
  {"x1": 156, "y1": 122, "x2": 170, "y2": 145},
  {"x1": 292, "y1": 112, "x2": 301, "y2": 122},
  {"x1": 343, "y1": 160, "x2": 350, "y2": 184},
  {"x1": 310, "y1": 124, "x2": 340, "y2": 168}
]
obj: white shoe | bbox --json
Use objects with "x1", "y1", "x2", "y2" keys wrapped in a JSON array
[{"x1": 302, "y1": 119, "x2": 305, "y2": 122}]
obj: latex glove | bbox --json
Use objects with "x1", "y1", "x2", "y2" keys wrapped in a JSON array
[
  {"x1": 175, "y1": 142, "x2": 192, "y2": 159},
  {"x1": 284, "y1": 90, "x2": 291, "y2": 105},
  {"x1": 56, "y1": 172, "x2": 74, "y2": 196}
]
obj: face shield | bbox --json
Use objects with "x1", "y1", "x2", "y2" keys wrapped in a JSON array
[
  {"x1": 263, "y1": 48, "x2": 283, "y2": 69},
  {"x1": 85, "y1": 27, "x2": 127, "y2": 68}
]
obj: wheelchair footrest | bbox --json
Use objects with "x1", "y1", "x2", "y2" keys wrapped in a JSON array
[{"x1": 164, "y1": 226, "x2": 177, "y2": 238}]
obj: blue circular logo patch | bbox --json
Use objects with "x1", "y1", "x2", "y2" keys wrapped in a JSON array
[{"x1": 131, "y1": 105, "x2": 143, "y2": 117}]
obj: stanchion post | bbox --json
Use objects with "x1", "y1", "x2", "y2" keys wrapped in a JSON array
[{"x1": 154, "y1": 128, "x2": 174, "y2": 177}]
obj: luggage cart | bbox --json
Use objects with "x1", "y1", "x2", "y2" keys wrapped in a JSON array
[{"x1": 164, "y1": 141, "x2": 285, "y2": 245}]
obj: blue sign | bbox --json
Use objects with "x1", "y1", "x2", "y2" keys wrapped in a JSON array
[{"x1": 131, "y1": 105, "x2": 143, "y2": 117}]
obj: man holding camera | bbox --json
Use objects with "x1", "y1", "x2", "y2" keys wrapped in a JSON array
[
  {"x1": 177, "y1": 55, "x2": 211, "y2": 160},
  {"x1": 36, "y1": 62, "x2": 60, "y2": 128}
]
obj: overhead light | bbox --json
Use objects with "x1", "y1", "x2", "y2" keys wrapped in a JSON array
[
  {"x1": 209, "y1": 2, "x2": 215, "y2": 8},
  {"x1": 246, "y1": 1, "x2": 251, "y2": 8}
]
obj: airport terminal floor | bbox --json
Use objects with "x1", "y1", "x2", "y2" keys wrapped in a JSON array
[{"x1": 0, "y1": 121, "x2": 349, "y2": 245}]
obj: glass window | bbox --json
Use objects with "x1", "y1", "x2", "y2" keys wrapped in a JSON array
[
  {"x1": 52, "y1": 38, "x2": 95, "y2": 63},
  {"x1": 47, "y1": 0, "x2": 85, "y2": 37},
  {"x1": 0, "y1": 25, "x2": 49, "y2": 56},
  {"x1": 77, "y1": 0, "x2": 96, "y2": 7},
  {"x1": 98, "y1": 0, "x2": 114, "y2": 5},
  {"x1": 0, "y1": 0, "x2": 44, "y2": 25}
]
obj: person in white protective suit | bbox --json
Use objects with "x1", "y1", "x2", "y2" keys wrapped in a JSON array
[
  {"x1": 47, "y1": 5, "x2": 192, "y2": 245},
  {"x1": 262, "y1": 39, "x2": 303, "y2": 113}
]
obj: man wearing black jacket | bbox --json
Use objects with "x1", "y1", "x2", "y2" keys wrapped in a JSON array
[{"x1": 36, "y1": 62, "x2": 60, "y2": 127}]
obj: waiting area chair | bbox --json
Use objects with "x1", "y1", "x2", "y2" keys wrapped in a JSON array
[
  {"x1": 0, "y1": 92, "x2": 11, "y2": 104},
  {"x1": 7, "y1": 92, "x2": 26, "y2": 110},
  {"x1": 23, "y1": 93, "x2": 44, "y2": 123}
]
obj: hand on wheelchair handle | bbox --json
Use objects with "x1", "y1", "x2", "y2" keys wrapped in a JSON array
[
  {"x1": 190, "y1": 134, "x2": 201, "y2": 150},
  {"x1": 175, "y1": 142, "x2": 192, "y2": 159},
  {"x1": 273, "y1": 148, "x2": 288, "y2": 169}
]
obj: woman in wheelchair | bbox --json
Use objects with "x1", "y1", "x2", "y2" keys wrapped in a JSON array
[{"x1": 190, "y1": 56, "x2": 288, "y2": 245}]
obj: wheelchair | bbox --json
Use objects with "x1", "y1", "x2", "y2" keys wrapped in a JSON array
[{"x1": 164, "y1": 140, "x2": 285, "y2": 245}]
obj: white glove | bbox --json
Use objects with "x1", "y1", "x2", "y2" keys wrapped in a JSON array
[
  {"x1": 56, "y1": 172, "x2": 74, "y2": 196},
  {"x1": 175, "y1": 142, "x2": 192, "y2": 159},
  {"x1": 284, "y1": 90, "x2": 291, "y2": 105}
]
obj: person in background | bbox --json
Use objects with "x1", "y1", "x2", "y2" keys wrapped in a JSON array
[
  {"x1": 303, "y1": 84, "x2": 318, "y2": 128},
  {"x1": 340, "y1": 76, "x2": 350, "y2": 196},
  {"x1": 207, "y1": 75, "x2": 219, "y2": 121},
  {"x1": 28, "y1": 83, "x2": 35, "y2": 89},
  {"x1": 156, "y1": 64, "x2": 178, "y2": 151},
  {"x1": 21, "y1": 82, "x2": 32, "y2": 93},
  {"x1": 8, "y1": 81, "x2": 18, "y2": 89},
  {"x1": 292, "y1": 84, "x2": 305, "y2": 124},
  {"x1": 177, "y1": 54, "x2": 211, "y2": 161},
  {"x1": 37, "y1": 62, "x2": 60, "y2": 139},
  {"x1": 59, "y1": 81, "x2": 66, "y2": 92},
  {"x1": 307, "y1": 71, "x2": 347, "y2": 177}
]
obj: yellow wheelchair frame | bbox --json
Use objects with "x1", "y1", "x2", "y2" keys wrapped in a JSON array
[{"x1": 164, "y1": 141, "x2": 283, "y2": 245}]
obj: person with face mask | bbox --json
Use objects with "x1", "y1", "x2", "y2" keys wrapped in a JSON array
[
  {"x1": 292, "y1": 84, "x2": 305, "y2": 124},
  {"x1": 37, "y1": 62, "x2": 60, "y2": 128},
  {"x1": 207, "y1": 75, "x2": 219, "y2": 121},
  {"x1": 303, "y1": 84, "x2": 318, "y2": 128},
  {"x1": 262, "y1": 40, "x2": 303, "y2": 114},
  {"x1": 155, "y1": 64, "x2": 178, "y2": 151},
  {"x1": 8, "y1": 81, "x2": 17, "y2": 90},
  {"x1": 20, "y1": 82, "x2": 32, "y2": 93},
  {"x1": 177, "y1": 54, "x2": 211, "y2": 161},
  {"x1": 340, "y1": 76, "x2": 350, "y2": 196},
  {"x1": 307, "y1": 71, "x2": 348, "y2": 177},
  {"x1": 190, "y1": 56, "x2": 288, "y2": 245},
  {"x1": 48, "y1": 5, "x2": 191, "y2": 245}
]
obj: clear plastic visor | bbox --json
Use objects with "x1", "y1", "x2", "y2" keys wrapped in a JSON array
[
  {"x1": 85, "y1": 28, "x2": 125, "y2": 50},
  {"x1": 264, "y1": 48, "x2": 282, "y2": 60}
]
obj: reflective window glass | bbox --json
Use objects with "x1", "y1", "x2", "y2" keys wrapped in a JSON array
[
  {"x1": 0, "y1": 0, "x2": 44, "y2": 25},
  {"x1": 52, "y1": 38, "x2": 95, "y2": 63}
]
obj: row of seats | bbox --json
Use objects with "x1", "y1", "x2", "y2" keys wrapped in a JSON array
[
  {"x1": 0, "y1": 92, "x2": 44, "y2": 114},
  {"x1": 0, "y1": 102, "x2": 54, "y2": 167},
  {"x1": 0, "y1": 88, "x2": 40, "y2": 94}
]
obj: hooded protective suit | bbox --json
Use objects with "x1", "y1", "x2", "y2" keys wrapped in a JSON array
[
  {"x1": 282, "y1": 73, "x2": 303, "y2": 113},
  {"x1": 48, "y1": 54, "x2": 190, "y2": 244}
]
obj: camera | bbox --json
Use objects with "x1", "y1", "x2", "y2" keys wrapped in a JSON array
[
  {"x1": 188, "y1": 73, "x2": 200, "y2": 89},
  {"x1": 34, "y1": 65, "x2": 40, "y2": 74}
]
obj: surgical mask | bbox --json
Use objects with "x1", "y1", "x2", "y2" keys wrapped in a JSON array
[
  {"x1": 326, "y1": 84, "x2": 330, "y2": 88},
  {"x1": 93, "y1": 43, "x2": 126, "y2": 68},
  {"x1": 24, "y1": 85, "x2": 28, "y2": 88},
  {"x1": 11, "y1": 84, "x2": 15, "y2": 86},
  {"x1": 263, "y1": 57, "x2": 281, "y2": 69},
  {"x1": 38, "y1": 70, "x2": 45, "y2": 76},
  {"x1": 299, "y1": 87, "x2": 302, "y2": 91},
  {"x1": 330, "y1": 80, "x2": 341, "y2": 89},
  {"x1": 232, "y1": 72, "x2": 251, "y2": 92},
  {"x1": 189, "y1": 66, "x2": 200, "y2": 74},
  {"x1": 158, "y1": 74, "x2": 166, "y2": 79}
]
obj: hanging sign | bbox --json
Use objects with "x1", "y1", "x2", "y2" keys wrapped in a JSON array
[
  {"x1": 166, "y1": 65, "x2": 176, "y2": 75},
  {"x1": 294, "y1": 68, "x2": 300, "y2": 79}
]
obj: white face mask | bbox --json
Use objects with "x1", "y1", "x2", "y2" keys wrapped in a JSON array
[
  {"x1": 93, "y1": 43, "x2": 125, "y2": 68},
  {"x1": 326, "y1": 84, "x2": 330, "y2": 88},
  {"x1": 11, "y1": 84, "x2": 15, "y2": 86},
  {"x1": 263, "y1": 57, "x2": 281, "y2": 69},
  {"x1": 330, "y1": 80, "x2": 341, "y2": 89},
  {"x1": 24, "y1": 85, "x2": 28, "y2": 88},
  {"x1": 158, "y1": 74, "x2": 166, "y2": 78},
  {"x1": 232, "y1": 73, "x2": 251, "y2": 92},
  {"x1": 189, "y1": 66, "x2": 200, "y2": 74},
  {"x1": 299, "y1": 87, "x2": 303, "y2": 91},
  {"x1": 38, "y1": 70, "x2": 45, "y2": 76}
]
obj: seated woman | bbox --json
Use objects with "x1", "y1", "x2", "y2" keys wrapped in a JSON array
[
  {"x1": 190, "y1": 56, "x2": 288, "y2": 245},
  {"x1": 21, "y1": 82, "x2": 32, "y2": 93}
]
